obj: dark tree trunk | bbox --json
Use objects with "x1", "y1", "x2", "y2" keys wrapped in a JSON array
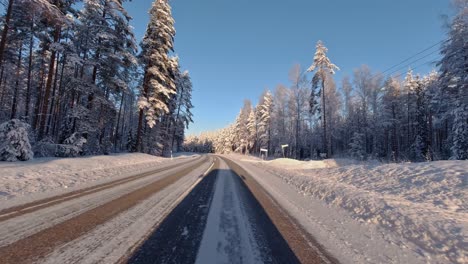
[
  {"x1": 171, "y1": 86, "x2": 184, "y2": 152},
  {"x1": 52, "y1": 54, "x2": 66, "y2": 139},
  {"x1": 25, "y1": 18, "x2": 35, "y2": 121},
  {"x1": 0, "y1": 0, "x2": 14, "y2": 68},
  {"x1": 428, "y1": 110, "x2": 434, "y2": 161},
  {"x1": 136, "y1": 66, "x2": 151, "y2": 152},
  {"x1": 38, "y1": 26, "x2": 61, "y2": 139},
  {"x1": 46, "y1": 52, "x2": 61, "y2": 135},
  {"x1": 114, "y1": 92, "x2": 124, "y2": 152},
  {"x1": 391, "y1": 104, "x2": 399, "y2": 162},
  {"x1": 33, "y1": 49, "x2": 47, "y2": 130},
  {"x1": 10, "y1": 41, "x2": 23, "y2": 119},
  {"x1": 321, "y1": 77, "x2": 328, "y2": 157}
]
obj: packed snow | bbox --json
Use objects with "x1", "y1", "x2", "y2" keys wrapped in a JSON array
[
  {"x1": 196, "y1": 159, "x2": 262, "y2": 264},
  {"x1": 0, "y1": 153, "x2": 197, "y2": 203},
  {"x1": 229, "y1": 155, "x2": 467, "y2": 264}
]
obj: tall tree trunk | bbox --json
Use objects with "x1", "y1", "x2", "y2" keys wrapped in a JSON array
[
  {"x1": 46, "y1": 52, "x2": 61, "y2": 135},
  {"x1": 25, "y1": 18, "x2": 35, "y2": 121},
  {"x1": 33, "y1": 49, "x2": 47, "y2": 130},
  {"x1": 38, "y1": 26, "x2": 61, "y2": 139},
  {"x1": 428, "y1": 110, "x2": 433, "y2": 161},
  {"x1": 295, "y1": 101, "x2": 300, "y2": 159},
  {"x1": 10, "y1": 41, "x2": 23, "y2": 119},
  {"x1": 391, "y1": 104, "x2": 399, "y2": 162},
  {"x1": 136, "y1": 68, "x2": 150, "y2": 152},
  {"x1": 0, "y1": 0, "x2": 14, "y2": 68},
  {"x1": 120, "y1": 94, "x2": 128, "y2": 150},
  {"x1": 407, "y1": 91, "x2": 411, "y2": 157},
  {"x1": 171, "y1": 88, "x2": 184, "y2": 152},
  {"x1": 321, "y1": 77, "x2": 328, "y2": 157},
  {"x1": 0, "y1": 66, "x2": 4, "y2": 109},
  {"x1": 114, "y1": 92, "x2": 124, "y2": 152},
  {"x1": 52, "y1": 54, "x2": 66, "y2": 139}
]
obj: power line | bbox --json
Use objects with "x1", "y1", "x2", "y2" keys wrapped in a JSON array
[
  {"x1": 386, "y1": 49, "x2": 440, "y2": 77},
  {"x1": 392, "y1": 58, "x2": 439, "y2": 79},
  {"x1": 357, "y1": 39, "x2": 447, "y2": 82},
  {"x1": 380, "y1": 40, "x2": 445, "y2": 75}
]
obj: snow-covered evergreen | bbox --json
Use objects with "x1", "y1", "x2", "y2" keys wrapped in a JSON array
[
  {"x1": 307, "y1": 41, "x2": 339, "y2": 158},
  {"x1": 138, "y1": 0, "x2": 176, "y2": 129},
  {"x1": 0, "y1": 119, "x2": 34, "y2": 161},
  {"x1": 349, "y1": 132, "x2": 366, "y2": 160},
  {"x1": 437, "y1": 0, "x2": 468, "y2": 160}
]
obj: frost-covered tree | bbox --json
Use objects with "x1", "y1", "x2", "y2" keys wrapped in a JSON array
[
  {"x1": 410, "y1": 75, "x2": 429, "y2": 162},
  {"x1": 381, "y1": 77, "x2": 402, "y2": 161},
  {"x1": 437, "y1": 0, "x2": 468, "y2": 160},
  {"x1": 349, "y1": 132, "x2": 366, "y2": 161},
  {"x1": 257, "y1": 90, "x2": 273, "y2": 152},
  {"x1": 0, "y1": 119, "x2": 33, "y2": 161},
  {"x1": 307, "y1": 40, "x2": 339, "y2": 158},
  {"x1": 71, "y1": 0, "x2": 137, "y2": 153},
  {"x1": 136, "y1": 0, "x2": 176, "y2": 152},
  {"x1": 246, "y1": 106, "x2": 257, "y2": 153},
  {"x1": 170, "y1": 68, "x2": 194, "y2": 152},
  {"x1": 288, "y1": 64, "x2": 308, "y2": 158},
  {"x1": 403, "y1": 69, "x2": 419, "y2": 158}
]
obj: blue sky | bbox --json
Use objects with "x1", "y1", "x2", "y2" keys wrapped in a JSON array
[{"x1": 124, "y1": 0, "x2": 453, "y2": 135}]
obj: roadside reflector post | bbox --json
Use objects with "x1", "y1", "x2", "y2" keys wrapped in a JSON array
[
  {"x1": 260, "y1": 148, "x2": 268, "y2": 160},
  {"x1": 281, "y1": 144, "x2": 289, "y2": 158}
]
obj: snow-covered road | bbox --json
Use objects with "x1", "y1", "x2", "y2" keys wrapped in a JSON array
[{"x1": 128, "y1": 156, "x2": 331, "y2": 264}]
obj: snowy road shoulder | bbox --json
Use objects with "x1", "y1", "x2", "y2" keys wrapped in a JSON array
[
  {"x1": 228, "y1": 155, "x2": 468, "y2": 264},
  {"x1": 0, "y1": 153, "x2": 199, "y2": 208}
]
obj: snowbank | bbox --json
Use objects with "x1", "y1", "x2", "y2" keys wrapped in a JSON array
[
  {"x1": 264, "y1": 157, "x2": 374, "y2": 170},
  {"x1": 247, "y1": 158, "x2": 467, "y2": 263},
  {"x1": 0, "y1": 153, "x2": 195, "y2": 201}
]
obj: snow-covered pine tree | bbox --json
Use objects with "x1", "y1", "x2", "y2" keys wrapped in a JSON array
[
  {"x1": 257, "y1": 90, "x2": 273, "y2": 153},
  {"x1": 170, "y1": 65, "x2": 193, "y2": 152},
  {"x1": 451, "y1": 102, "x2": 468, "y2": 160},
  {"x1": 403, "y1": 69, "x2": 419, "y2": 159},
  {"x1": 0, "y1": 119, "x2": 34, "y2": 161},
  {"x1": 381, "y1": 77, "x2": 403, "y2": 161},
  {"x1": 437, "y1": 0, "x2": 468, "y2": 160},
  {"x1": 36, "y1": 0, "x2": 78, "y2": 140},
  {"x1": 421, "y1": 71, "x2": 439, "y2": 161},
  {"x1": 307, "y1": 40, "x2": 339, "y2": 158},
  {"x1": 349, "y1": 132, "x2": 366, "y2": 161},
  {"x1": 246, "y1": 106, "x2": 257, "y2": 154},
  {"x1": 410, "y1": 75, "x2": 429, "y2": 162},
  {"x1": 136, "y1": 0, "x2": 176, "y2": 152},
  {"x1": 71, "y1": 0, "x2": 137, "y2": 154}
]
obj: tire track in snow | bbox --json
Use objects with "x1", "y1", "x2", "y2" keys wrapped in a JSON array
[{"x1": 0, "y1": 156, "x2": 203, "y2": 222}]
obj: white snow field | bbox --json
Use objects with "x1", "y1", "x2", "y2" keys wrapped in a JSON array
[
  {"x1": 0, "y1": 153, "x2": 198, "y2": 206},
  {"x1": 227, "y1": 154, "x2": 467, "y2": 264}
]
